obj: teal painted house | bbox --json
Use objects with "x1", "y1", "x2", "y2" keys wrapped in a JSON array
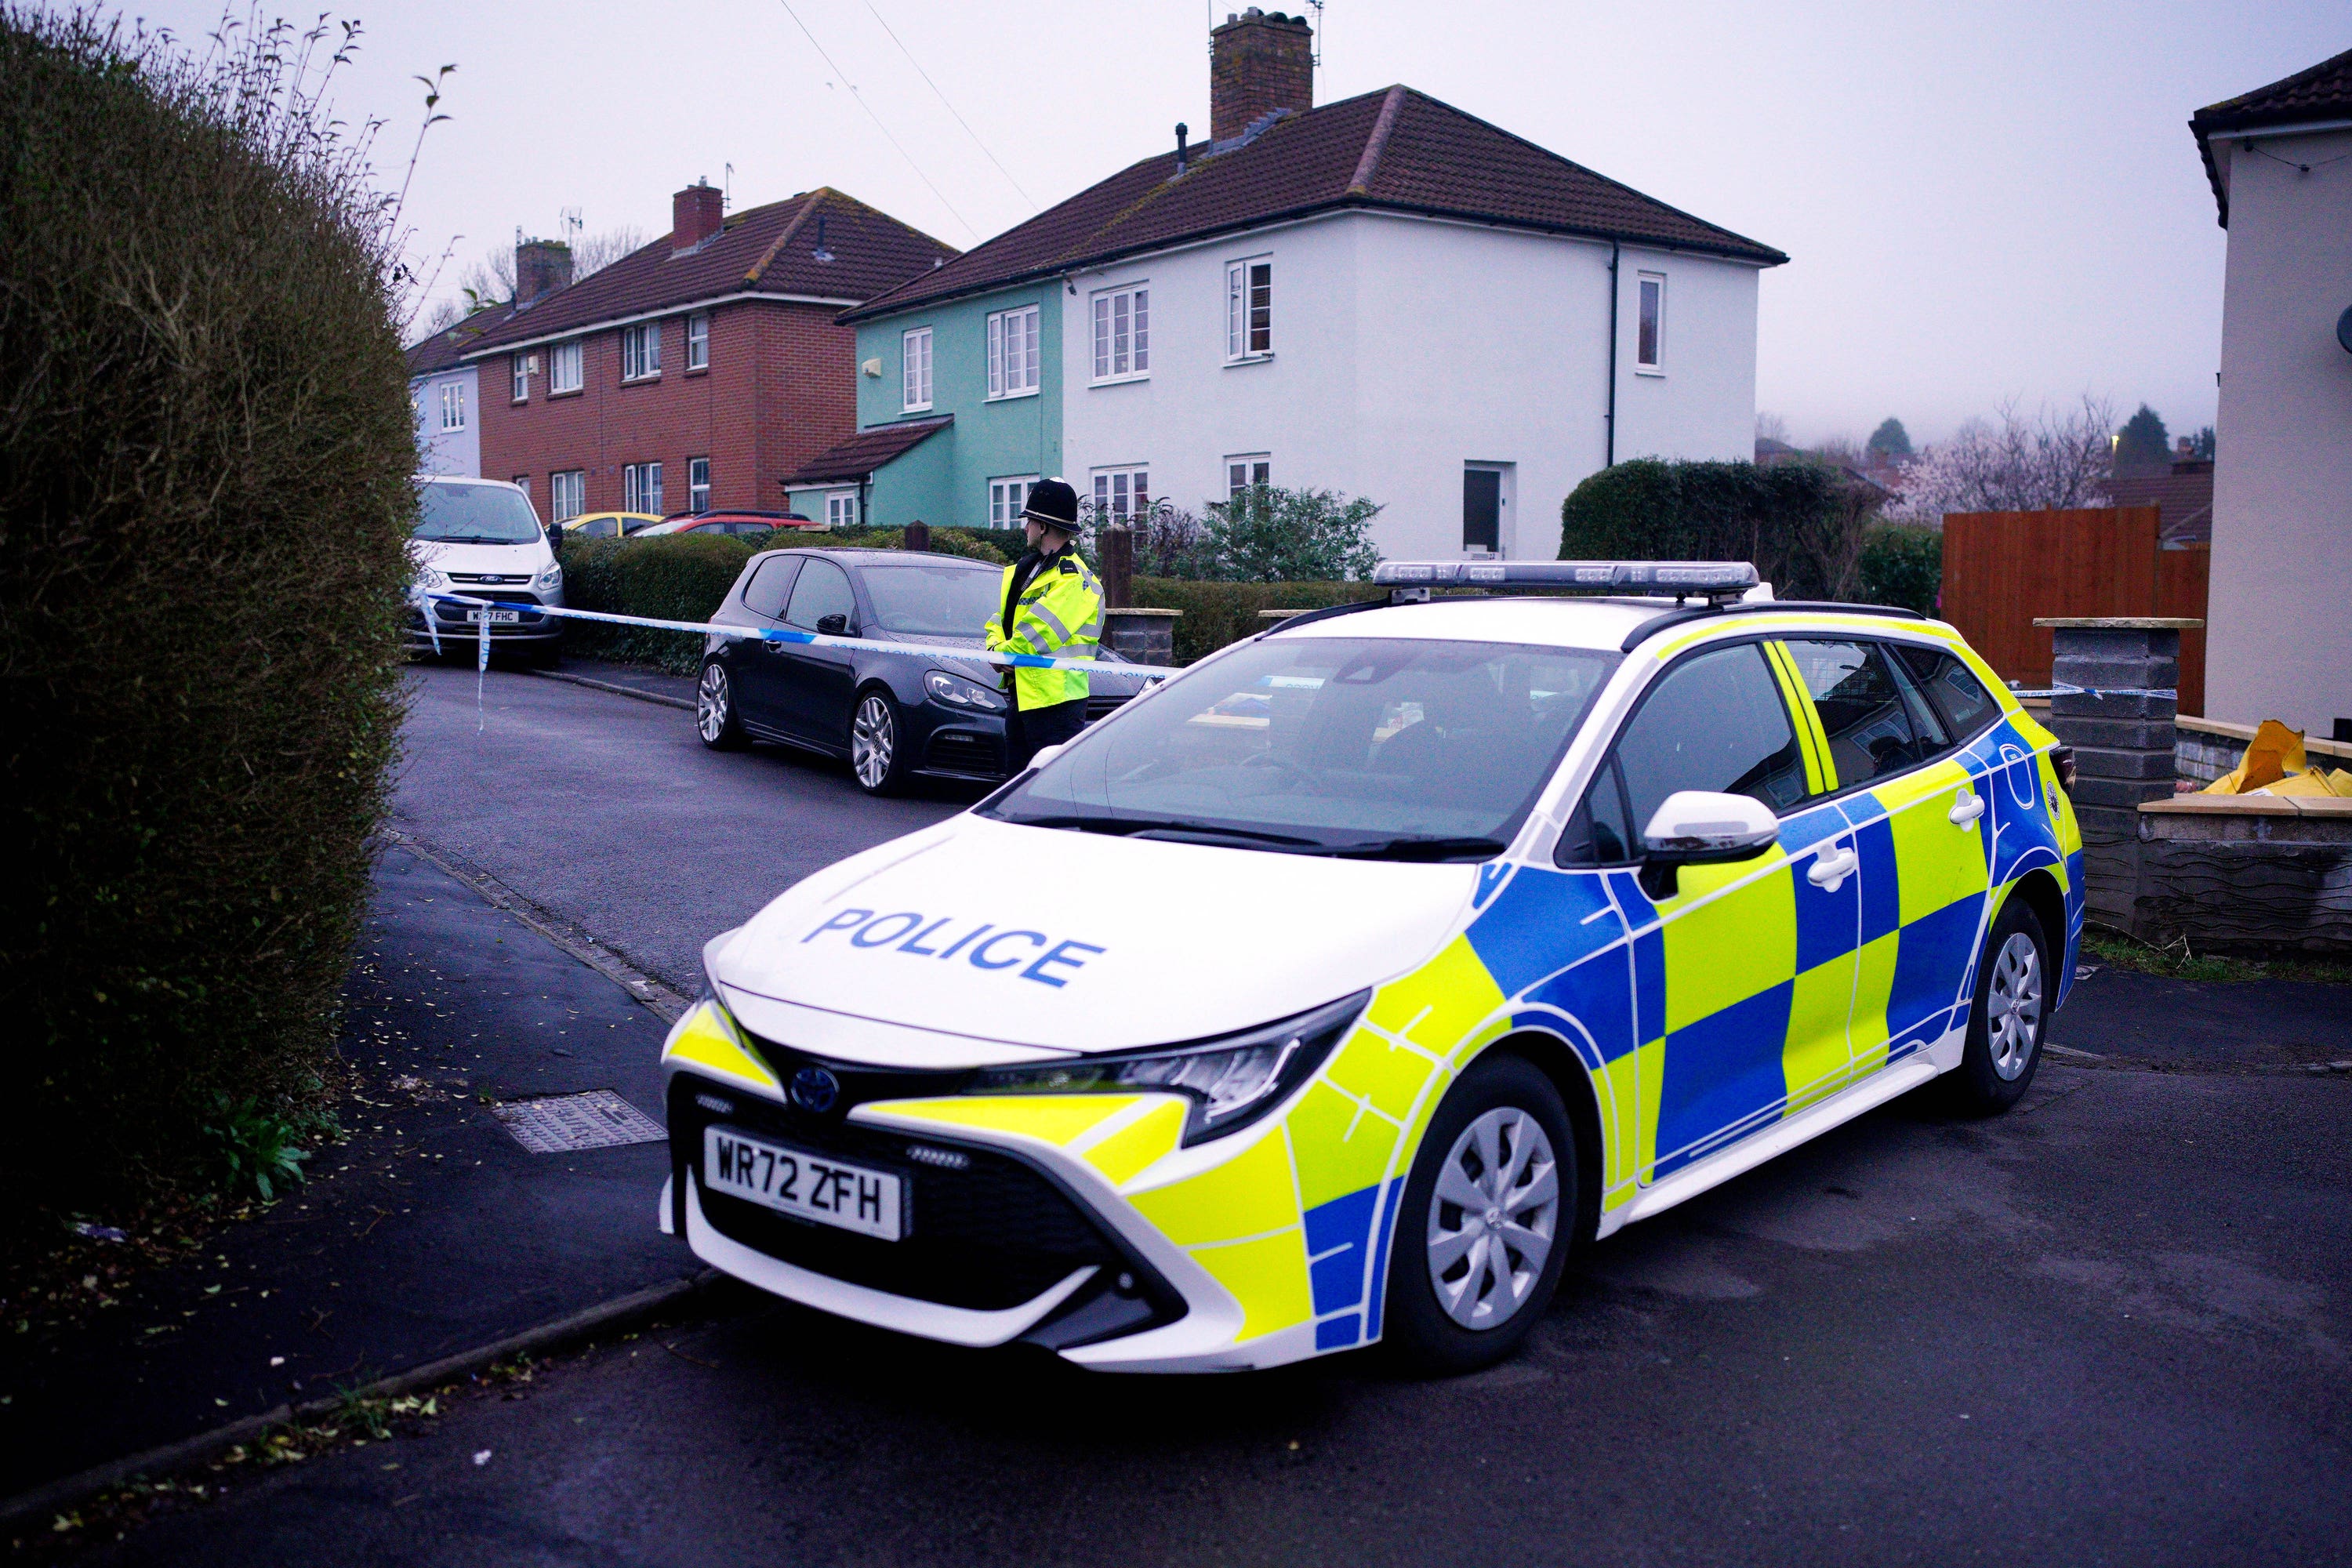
[{"x1": 785, "y1": 282, "x2": 1063, "y2": 533}]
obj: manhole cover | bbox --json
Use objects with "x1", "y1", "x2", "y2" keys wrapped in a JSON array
[{"x1": 492, "y1": 1091, "x2": 666, "y2": 1154}]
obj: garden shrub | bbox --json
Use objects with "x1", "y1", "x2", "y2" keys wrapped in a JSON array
[
  {"x1": 1857, "y1": 522, "x2": 1943, "y2": 615},
  {"x1": 1131, "y1": 579, "x2": 1387, "y2": 663},
  {"x1": 1558, "y1": 458, "x2": 1880, "y2": 602},
  {"x1": 557, "y1": 534, "x2": 763, "y2": 672},
  {"x1": 0, "y1": 9, "x2": 418, "y2": 1232}
]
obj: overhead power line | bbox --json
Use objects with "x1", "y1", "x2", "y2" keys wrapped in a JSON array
[
  {"x1": 861, "y1": 2, "x2": 1038, "y2": 213},
  {"x1": 774, "y1": 0, "x2": 979, "y2": 242}
]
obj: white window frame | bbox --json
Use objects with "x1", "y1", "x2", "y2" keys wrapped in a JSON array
[
  {"x1": 826, "y1": 490, "x2": 858, "y2": 529},
  {"x1": 986, "y1": 305, "x2": 1040, "y2": 400},
  {"x1": 1091, "y1": 465, "x2": 1151, "y2": 523},
  {"x1": 902, "y1": 327, "x2": 934, "y2": 412},
  {"x1": 550, "y1": 340, "x2": 583, "y2": 395},
  {"x1": 1090, "y1": 283, "x2": 1149, "y2": 383},
  {"x1": 1635, "y1": 271, "x2": 1665, "y2": 374},
  {"x1": 988, "y1": 475, "x2": 1040, "y2": 530},
  {"x1": 1223, "y1": 453, "x2": 1272, "y2": 504},
  {"x1": 510, "y1": 356, "x2": 529, "y2": 403},
  {"x1": 685, "y1": 312, "x2": 710, "y2": 372},
  {"x1": 623, "y1": 461, "x2": 663, "y2": 516},
  {"x1": 1225, "y1": 257, "x2": 1272, "y2": 361},
  {"x1": 688, "y1": 456, "x2": 711, "y2": 514},
  {"x1": 621, "y1": 322, "x2": 662, "y2": 383},
  {"x1": 550, "y1": 470, "x2": 586, "y2": 522},
  {"x1": 512, "y1": 475, "x2": 531, "y2": 501},
  {"x1": 437, "y1": 380, "x2": 466, "y2": 431}
]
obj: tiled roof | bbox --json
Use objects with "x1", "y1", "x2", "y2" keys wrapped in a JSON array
[
  {"x1": 460, "y1": 188, "x2": 956, "y2": 357},
  {"x1": 843, "y1": 85, "x2": 1784, "y2": 323},
  {"x1": 2108, "y1": 465, "x2": 2215, "y2": 547},
  {"x1": 782, "y1": 416, "x2": 954, "y2": 487},
  {"x1": 2190, "y1": 47, "x2": 2352, "y2": 224},
  {"x1": 405, "y1": 306, "x2": 513, "y2": 376}
]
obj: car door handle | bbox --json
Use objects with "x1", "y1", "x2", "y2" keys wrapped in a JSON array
[
  {"x1": 1949, "y1": 790, "x2": 1985, "y2": 826},
  {"x1": 1807, "y1": 847, "x2": 1857, "y2": 891}
]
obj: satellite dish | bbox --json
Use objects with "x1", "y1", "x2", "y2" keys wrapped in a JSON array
[{"x1": 2339, "y1": 304, "x2": 2352, "y2": 354}]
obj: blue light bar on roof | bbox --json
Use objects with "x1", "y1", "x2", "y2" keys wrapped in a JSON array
[{"x1": 1370, "y1": 560, "x2": 1760, "y2": 591}]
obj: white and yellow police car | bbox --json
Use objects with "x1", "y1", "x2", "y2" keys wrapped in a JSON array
[{"x1": 658, "y1": 562, "x2": 2083, "y2": 1374}]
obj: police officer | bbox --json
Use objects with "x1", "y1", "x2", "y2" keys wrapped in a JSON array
[{"x1": 985, "y1": 477, "x2": 1103, "y2": 774}]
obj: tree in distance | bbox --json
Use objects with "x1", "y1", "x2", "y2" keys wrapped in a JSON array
[
  {"x1": 2114, "y1": 403, "x2": 2172, "y2": 477},
  {"x1": 1867, "y1": 418, "x2": 1913, "y2": 459}
]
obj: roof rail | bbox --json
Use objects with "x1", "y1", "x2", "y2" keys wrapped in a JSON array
[{"x1": 1620, "y1": 599, "x2": 1928, "y2": 654}]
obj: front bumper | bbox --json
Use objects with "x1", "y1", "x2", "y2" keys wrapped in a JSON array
[
  {"x1": 405, "y1": 590, "x2": 563, "y2": 648},
  {"x1": 655, "y1": 1000, "x2": 1339, "y2": 1372}
]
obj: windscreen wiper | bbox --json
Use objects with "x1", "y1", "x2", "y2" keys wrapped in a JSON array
[
  {"x1": 1327, "y1": 835, "x2": 1511, "y2": 862},
  {"x1": 1011, "y1": 815, "x2": 1325, "y2": 848}
]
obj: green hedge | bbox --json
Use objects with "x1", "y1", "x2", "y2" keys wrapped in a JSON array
[
  {"x1": 1559, "y1": 458, "x2": 1879, "y2": 602},
  {"x1": 1857, "y1": 522, "x2": 1943, "y2": 615},
  {"x1": 558, "y1": 534, "x2": 764, "y2": 672},
  {"x1": 1131, "y1": 579, "x2": 1386, "y2": 663},
  {"x1": 0, "y1": 13, "x2": 416, "y2": 1229}
]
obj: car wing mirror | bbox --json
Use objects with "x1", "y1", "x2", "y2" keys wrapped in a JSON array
[
  {"x1": 1028, "y1": 743, "x2": 1067, "y2": 770},
  {"x1": 1637, "y1": 790, "x2": 1779, "y2": 898},
  {"x1": 815, "y1": 612, "x2": 850, "y2": 636}
]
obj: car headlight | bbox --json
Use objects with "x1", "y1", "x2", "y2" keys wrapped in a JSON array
[
  {"x1": 533, "y1": 562, "x2": 563, "y2": 591},
  {"x1": 925, "y1": 668, "x2": 1007, "y2": 712},
  {"x1": 967, "y1": 990, "x2": 1370, "y2": 1145},
  {"x1": 413, "y1": 566, "x2": 449, "y2": 593}
]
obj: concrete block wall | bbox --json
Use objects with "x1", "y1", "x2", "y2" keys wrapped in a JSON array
[{"x1": 2040, "y1": 621, "x2": 2184, "y2": 929}]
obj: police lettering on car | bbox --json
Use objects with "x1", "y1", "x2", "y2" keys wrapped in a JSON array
[{"x1": 660, "y1": 561, "x2": 2083, "y2": 1375}]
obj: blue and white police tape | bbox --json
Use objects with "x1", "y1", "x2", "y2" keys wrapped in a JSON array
[
  {"x1": 2005, "y1": 682, "x2": 2178, "y2": 702},
  {"x1": 415, "y1": 590, "x2": 1188, "y2": 681}
]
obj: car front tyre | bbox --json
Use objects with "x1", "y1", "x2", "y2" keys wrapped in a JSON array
[
  {"x1": 1382, "y1": 1054, "x2": 1576, "y2": 1376},
  {"x1": 696, "y1": 661, "x2": 746, "y2": 750},
  {"x1": 1944, "y1": 897, "x2": 2049, "y2": 1115},
  {"x1": 850, "y1": 688, "x2": 913, "y2": 797}
]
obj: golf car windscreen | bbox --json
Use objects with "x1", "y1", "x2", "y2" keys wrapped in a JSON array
[{"x1": 984, "y1": 636, "x2": 1620, "y2": 859}]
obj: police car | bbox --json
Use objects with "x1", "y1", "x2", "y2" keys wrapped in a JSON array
[{"x1": 658, "y1": 562, "x2": 2082, "y2": 1374}]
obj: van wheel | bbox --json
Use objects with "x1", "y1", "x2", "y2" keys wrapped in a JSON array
[
  {"x1": 1943, "y1": 897, "x2": 2049, "y2": 1115},
  {"x1": 696, "y1": 662, "x2": 745, "y2": 750},
  {"x1": 1382, "y1": 1054, "x2": 1575, "y2": 1375}
]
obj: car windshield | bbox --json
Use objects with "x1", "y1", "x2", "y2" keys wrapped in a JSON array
[
  {"x1": 413, "y1": 483, "x2": 542, "y2": 543},
  {"x1": 983, "y1": 635, "x2": 1621, "y2": 858},
  {"x1": 859, "y1": 561, "x2": 1004, "y2": 639}
]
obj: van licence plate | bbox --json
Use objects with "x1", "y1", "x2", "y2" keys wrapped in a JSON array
[
  {"x1": 464, "y1": 608, "x2": 521, "y2": 624},
  {"x1": 702, "y1": 1127, "x2": 902, "y2": 1240}
]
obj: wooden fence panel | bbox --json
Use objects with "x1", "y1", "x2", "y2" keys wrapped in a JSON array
[
  {"x1": 1940, "y1": 506, "x2": 2183, "y2": 697},
  {"x1": 2158, "y1": 543, "x2": 2209, "y2": 717}
]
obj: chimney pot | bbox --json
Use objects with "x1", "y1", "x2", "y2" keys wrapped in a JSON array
[
  {"x1": 1209, "y1": 7, "x2": 1313, "y2": 143},
  {"x1": 1174, "y1": 121, "x2": 1189, "y2": 173},
  {"x1": 673, "y1": 180, "x2": 725, "y2": 252}
]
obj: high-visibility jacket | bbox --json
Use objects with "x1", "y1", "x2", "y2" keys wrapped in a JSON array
[{"x1": 985, "y1": 550, "x2": 1103, "y2": 710}]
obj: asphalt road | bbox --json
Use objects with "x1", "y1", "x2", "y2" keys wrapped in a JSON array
[{"x1": 91, "y1": 660, "x2": 2347, "y2": 1566}]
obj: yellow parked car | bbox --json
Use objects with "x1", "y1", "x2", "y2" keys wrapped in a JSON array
[{"x1": 561, "y1": 511, "x2": 663, "y2": 540}]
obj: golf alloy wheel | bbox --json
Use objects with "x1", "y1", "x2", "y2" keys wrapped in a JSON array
[
  {"x1": 1426, "y1": 1106, "x2": 1559, "y2": 1332},
  {"x1": 1985, "y1": 931, "x2": 2043, "y2": 1080},
  {"x1": 851, "y1": 692, "x2": 898, "y2": 793},
  {"x1": 696, "y1": 663, "x2": 742, "y2": 750}
]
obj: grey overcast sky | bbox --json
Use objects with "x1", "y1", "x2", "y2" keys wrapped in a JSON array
[{"x1": 118, "y1": 0, "x2": 2343, "y2": 445}]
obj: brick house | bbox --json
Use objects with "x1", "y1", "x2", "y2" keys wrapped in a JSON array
[{"x1": 459, "y1": 182, "x2": 954, "y2": 521}]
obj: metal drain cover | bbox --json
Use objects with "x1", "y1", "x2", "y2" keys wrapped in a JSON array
[{"x1": 492, "y1": 1090, "x2": 666, "y2": 1153}]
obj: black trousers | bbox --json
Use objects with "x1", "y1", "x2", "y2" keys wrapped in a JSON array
[{"x1": 1005, "y1": 698, "x2": 1086, "y2": 775}]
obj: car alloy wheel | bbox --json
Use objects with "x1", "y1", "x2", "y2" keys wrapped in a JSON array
[
  {"x1": 1426, "y1": 1106, "x2": 1559, "y2": 1332},
  {"x1": 1985, "y1": 930, "x2": 2042, "y2": 1080},
  {"x1": 696, "y1": 663, "x2": 742, "y2": 750},
  {"x1": 851, "y1": 692, "x2": 897, "y2": 791}
]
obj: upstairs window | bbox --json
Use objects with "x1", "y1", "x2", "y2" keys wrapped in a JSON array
[
  {"x1": 1225, "y1": 259, "x2": 1272, "y2": 359},
  {"x1": 1091, "y1": 285, "x2": 1149, "y2": 381},
  {"x1": 902, "y1": 327, "x2": 934, "y2": 412},
  {"x1": 510, "y1": 356, "x2": 529, "y2": 402},
  {"x1": 621, "y1": 322, "x2": 662, "y2": 382},
  {"x1": 550, "y1": 340, "x2": 583, "y2": 394},
  {"x1": 688, "y1": 456, "x2": 711, "y2": 514},
  {"x1": 437, "y1": 381, "x2": 466, "y2": 431},
  {"x1": 987, "y1": 305, "x2": 1040, "y2": 398},
  {"x1": 685, "y1": 312, "x2": 710, "y2": 371},
  {"x1": 1635, "y1": 272, "x2": 1664, "y2": 372}
]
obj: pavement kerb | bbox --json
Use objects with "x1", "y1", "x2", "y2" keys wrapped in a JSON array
[
  {"x1": 0, "y1": 1270, "x2": 725, "y2": 1534},
  {"x1": 521, "y1": 666, "x2": 694, "y2": 712},
  {"x1": 379, "y1": 826, "x2": 692, "y2": 1024}
]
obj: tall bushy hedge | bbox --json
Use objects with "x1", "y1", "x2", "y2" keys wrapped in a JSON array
[
  {"x1": 0, "y1": 10, "x2": 418, "y2": 1227},
  {"x1": 1131, "y1": 579, "x2": 1388, "y2": 662},
  {"x1": 1558, "y1": 458, "x2": 1885, "y2": 603},
  {"x1": 1857, "y1": 523, "x2": 1943, "y2": 615},
  {"x1": 558, "y1": 534, "x2": 764, "y2": 671}
]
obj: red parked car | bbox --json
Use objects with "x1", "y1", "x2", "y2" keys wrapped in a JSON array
[{"x1": 630, "y1": 510, "x2": 819, "y2": 540}]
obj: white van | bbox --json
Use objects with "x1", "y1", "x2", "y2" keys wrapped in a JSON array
[{"x1": 406, "y1": 476, "x2": 564, "y2": 660}]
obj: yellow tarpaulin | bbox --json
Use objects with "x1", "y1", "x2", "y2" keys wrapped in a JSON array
[{"x1": 2200, "y1": 720, "x2": 2352, "y2": 797}]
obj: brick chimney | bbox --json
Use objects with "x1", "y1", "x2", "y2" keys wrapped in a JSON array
[
  {"x1": 1210, "y1": 8, "x2": 1313, "y2": 143},
  {"x1": 514, "y1": 238, "x2": 573, "y2": 306},
  {"x1": 672, "y1": 178, "x2": 724, "y2": 253}
]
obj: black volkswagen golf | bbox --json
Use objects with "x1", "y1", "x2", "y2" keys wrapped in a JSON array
[{"x1": 693, "y1": 547, "x2": 1147, "y2": 795}]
